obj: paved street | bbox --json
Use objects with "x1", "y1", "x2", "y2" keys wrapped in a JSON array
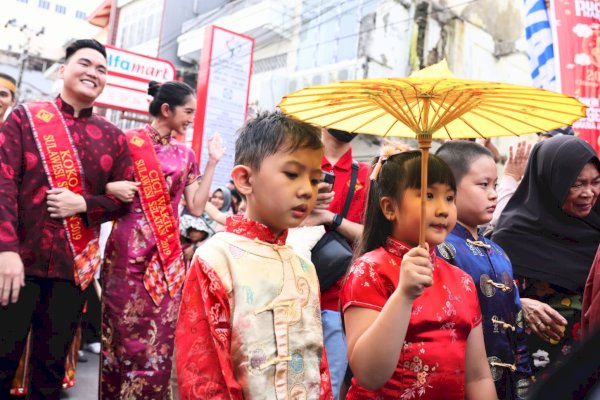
[{"x1": 61, "y1": 352, "x2": 99, "y2": 400}]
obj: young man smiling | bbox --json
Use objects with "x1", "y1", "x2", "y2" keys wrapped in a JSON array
[{"x1": 0, "y1": 39, "x2": 133, "y2": 399}]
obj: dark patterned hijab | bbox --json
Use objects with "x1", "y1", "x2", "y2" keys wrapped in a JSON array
[{"x1": 493, "y1": 136, "x2": 600, "y2": 293}]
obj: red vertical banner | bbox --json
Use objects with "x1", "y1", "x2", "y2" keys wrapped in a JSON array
[
  {"x1": 192, "y1": 25, "x2": 254, "y2": 188},
  {"x1": 550, "y1": 0, "x2": 600, "y2": 154},
  {"x1": 192, "y1": 26, "x2": 215, "y2": 164}
]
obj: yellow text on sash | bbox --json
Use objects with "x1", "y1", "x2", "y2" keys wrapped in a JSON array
[
  {"x1": 60, "y1": 149, "x2": 80, "y2": 189},
  {"x1": 44, "y1": 134, "x2": 67, "y2": 183},
  {"x1": 67, "y1": 215, "x2": 84, "y2": 240},
  {"x1": 135, "y1": 158, "x2": 174, "y2": 256}
]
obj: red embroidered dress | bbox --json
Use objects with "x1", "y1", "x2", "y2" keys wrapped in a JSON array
[
  {"x1": 101, "y1": 126, "x2": 198, "y2": 399},
  {"x1": 340, "y1": 237, "x2": 482, "y2": 400},
  {"x1": 175, "y1": 215, "x2": 333, "y2": 400}
]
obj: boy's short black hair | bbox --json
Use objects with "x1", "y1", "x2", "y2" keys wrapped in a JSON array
[
  {"x1": 235, "y1": 110, "x2": 322, "y2": 170},
  {"x1": 65, "y1": 39, "x2": 107, "y2": 61},
  {"x1": 435, "y1": 140, "x2": 494, "y2": 183}
]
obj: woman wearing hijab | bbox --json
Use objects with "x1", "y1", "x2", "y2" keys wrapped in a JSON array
[
  {"x1": 179, "y1": 212, "x2": 211, "y2": 265},
  {"x1": 493, "y1": 135, "x2": 600, "y2": 378},
  {"x1": 202, "y1": 186, "x2": 232, "y2": 233}
]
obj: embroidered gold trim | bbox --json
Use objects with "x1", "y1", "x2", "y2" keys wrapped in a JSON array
[
  {"x1": 491, "y1": 316, "x2": 515, "y2": 331},
  {"x1": 490, "y1": 360, "x2": 517, "y2": 372},
  {"x1": 487, "y1": 279, "x2": 512, "y2": 292},
  {"x1": 466, "y1": 239, "x2": 491, "y2": 249}
]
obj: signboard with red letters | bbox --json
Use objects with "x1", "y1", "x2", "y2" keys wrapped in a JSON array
[
  {"x1": 95, "y1": 45, "x2": 177, "y2": 114},
  {"x1": 550, "y1": 0, "x2": 600, "y2": 153}
]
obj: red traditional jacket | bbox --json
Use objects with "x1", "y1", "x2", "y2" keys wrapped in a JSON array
[
  {"x1": 176, "y1": 216, "x2": 333, "y2": 400},
  {"x1": 0, "y1": 96, "x2": 132, "y2": 280}
]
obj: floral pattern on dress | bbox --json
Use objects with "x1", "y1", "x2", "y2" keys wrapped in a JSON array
[
  {"x1": 101, "y1": 127, "x2": 198, "y2": 400},
  {"x1": 400, "y1": 343, "x2": 437, "y2": 399},
  {"x1": 341, "y1": 237, "x2": 481, "y2": 400}
]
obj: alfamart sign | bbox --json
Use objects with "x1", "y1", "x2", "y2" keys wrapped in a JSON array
[{"x1": 95, "y1": 45, "x2": 176, "y2": 114}]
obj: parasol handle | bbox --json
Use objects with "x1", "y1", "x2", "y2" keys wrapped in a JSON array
[
  {"x1": 418, "y1": 135, "x2": 432, "y2": 248},
  {"x1": 419, "y1": 147, "x2": 429, "y2": 247}
]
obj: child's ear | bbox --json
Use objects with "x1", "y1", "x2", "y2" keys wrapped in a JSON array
[
  {"x1": 231, "y1": 165, "x2": 253, "y2": 196},
  {"x1": 379, "y1": 196, "x2": 397, "y2": 221}
]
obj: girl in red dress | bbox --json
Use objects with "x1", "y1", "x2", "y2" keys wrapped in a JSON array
[{"x1": 340, "y1": 150, "x2": 496, "y2": 400}]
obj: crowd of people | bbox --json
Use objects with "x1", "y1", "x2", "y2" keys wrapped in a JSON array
[{"x1": 1, "y1": 38, "x2": 600, "y2": 400}]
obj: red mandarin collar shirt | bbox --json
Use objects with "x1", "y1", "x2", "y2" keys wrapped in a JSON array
[
  {"x1": 0, "y1": 96, "x2": 133, "y2": 280},
  {"x1": 321, "y1": 148, "x2": 370, "y2": 310}
]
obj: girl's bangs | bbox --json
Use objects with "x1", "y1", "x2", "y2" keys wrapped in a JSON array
[{"x1": 401, "y1": 154, "x2": 456, "y2": 192}]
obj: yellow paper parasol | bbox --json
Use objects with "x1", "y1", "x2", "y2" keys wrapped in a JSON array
[{"x1": 278, "y1": 60, "x2": 587, "y2": 246}]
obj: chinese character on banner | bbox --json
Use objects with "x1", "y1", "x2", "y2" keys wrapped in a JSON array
[{"x1": 550, "y1": 0, "x2": 600, "y2": 154}]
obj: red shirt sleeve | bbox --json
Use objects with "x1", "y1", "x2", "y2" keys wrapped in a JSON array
[
  {"x1": 175, "y1": 255, "x2": 243, "y2": 400},
  {"x1": 82, "y1": 129, "x2": 133, "y2": 226},
  {"x1": 582, "y1": 245, "x2": 600, "y2": 337},
  {"x1": 340, "y1": 253, "x2": 392, "y2": 313},
  {"x1": 0, "y1": 109, "x2": 24, "y2": 252},
  {"x1": 319, "y1": 346, "x2": 334, "y2": 400}
]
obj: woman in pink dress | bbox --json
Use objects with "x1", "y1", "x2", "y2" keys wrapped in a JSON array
[
  {"x1": 341, "y1": 150, "x2": 496, "y2": 399},
  {"x1": 100, "y1": 80, "x2": 223, "y2": 399}
]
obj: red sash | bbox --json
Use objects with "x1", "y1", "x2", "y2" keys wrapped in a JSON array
[
  {"x1": 126, "y1": 128, "x2": 185, "y2": 306},
  {"x1": 24, "y1": 101, "x2": 100, "y2": 289}
]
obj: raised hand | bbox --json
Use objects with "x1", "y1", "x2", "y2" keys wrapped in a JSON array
[
  {"x1": 504, "y1": 141, "x2": 532, "y2": 181},
  {"x1": 398, "y1": 245, "x2": 434, "y2": 300},
  {"x1": 207, "y1": 133, "x2": 224, "y2": 163},
  {"x1": 314, "y1": 182, "x2": 335, "y2": 210}
]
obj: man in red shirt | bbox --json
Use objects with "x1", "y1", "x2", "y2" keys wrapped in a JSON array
[
  {"x1": 303, "y1": 128, "x2": 370, "y2": 398},
  {"x1": 0, "y1": 39, "x2": 133, "y2": 399}
]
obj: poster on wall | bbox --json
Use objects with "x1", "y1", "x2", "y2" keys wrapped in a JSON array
[
  {"x1": 192, "y1": 25, "x2": 255, "y2": 189},
  {"x1": 550, "y1": 0, "x2": 600, "y2": 153}
]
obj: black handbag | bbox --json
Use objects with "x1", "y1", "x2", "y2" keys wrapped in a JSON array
[{"x1": 311, "y1": 161, "x2": 359, "y2": 292}]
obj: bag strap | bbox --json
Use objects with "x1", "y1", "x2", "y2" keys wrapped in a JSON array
[{"x1": 340, "y1": 161, "x2": 359, "y2": 219}]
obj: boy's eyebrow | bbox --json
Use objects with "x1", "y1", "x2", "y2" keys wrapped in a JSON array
[
  {"x1": 283, "y1": 160, "x2": 322, "y2": 174},
  {"x1": 78, "y1": 57, "x2": 107, "y2": 69}
]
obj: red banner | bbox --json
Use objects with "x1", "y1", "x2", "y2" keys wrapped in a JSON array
[
  {"x1": 551, "y1": 0, "x2": 600, "y2": 153},
  {"x1": 126, "y1": 128, "x2": 185, "y2": 305}
]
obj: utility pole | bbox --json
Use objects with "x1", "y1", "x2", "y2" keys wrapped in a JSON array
[{"x1": 4, "y1": 19, "x2": 45, "y2": 102}]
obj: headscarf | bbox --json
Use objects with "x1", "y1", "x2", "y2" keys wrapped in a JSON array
[
  {"x1": 179, "y1": 213, "x2": 211, "y2": 239},
  {"x1": 212, "y1": 187, "x2": 232, "y2": 212},
  {"x1": 493, "y1": 135, "x2": 600, "y2": 293}
]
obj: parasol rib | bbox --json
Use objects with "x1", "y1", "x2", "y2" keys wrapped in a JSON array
[
  {"x1": 474, "y1": 104, "x2": 582, "y2": 129},
  {"x1": 371, "y1": 96, "x2": 418, "y2": 130},
  {"x1": 392, "y1": 89, "x2": 421, "y2": 129},
  {"x1": 430, "y1": 93, "x2": 482, "y2": 130},
  {"x1": 473, "y1": 99, "x2": 585, "y2": 116}
]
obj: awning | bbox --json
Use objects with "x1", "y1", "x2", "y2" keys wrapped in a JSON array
[{"x1": 87, "y1": 0, "x2": 112, "y2": 28}]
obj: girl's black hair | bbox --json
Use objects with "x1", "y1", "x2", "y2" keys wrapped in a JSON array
[
  {"x1": 356, "y1": 150, "x2": 456, "y2": 258},
  {"x1": 147, "y1": 80, "x2": 194, "y2": 117}
]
